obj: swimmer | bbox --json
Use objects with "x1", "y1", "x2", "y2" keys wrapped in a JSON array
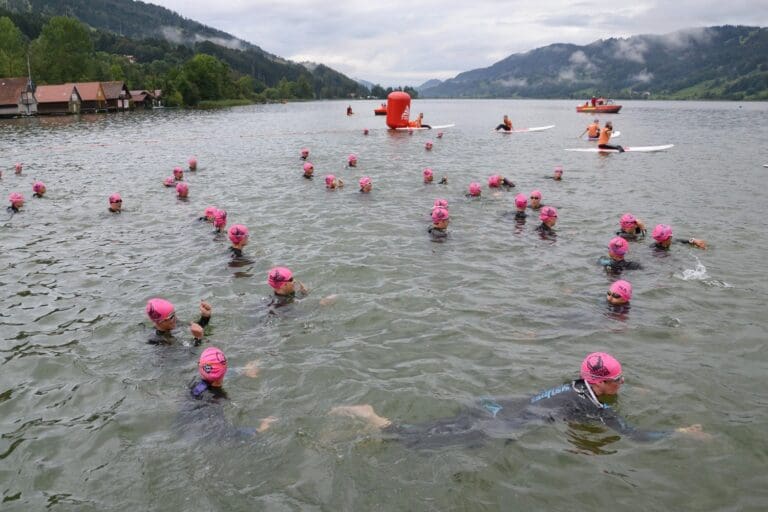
[
  {"x1": 303, "y1": 162, "x2": 314, "y2": 179},
  {"x1": 145, "y1": 297, "x2": 212, "y2": 345},
  {"x1": 228, "y1": 224, "x2": 249, "y2": 257},
  {"x1": 607, "y1": 279, "x2": 632, "y2": 306},
  {"x1": 199, "y1": 206, "x2": 216, "y2": 222},
  {"x1": 495, "y1": 115, "x2": 513, "y2": 131},
  {"x1": 300, "y1": 148, "x2": 310, "y2": 160},
  {"x1": 173, "y1": 167, "x2": 184, "y2": 181},
  {"x1": 188, "y1": 157, "x2": 198, "y2": 171},
  {"x1": 32, "y1": 181, "x2": 46, "y2": 198},
  {"x1": 325, "y1": 174, "x2": 344, "y2": 189},
  {"x1": 537, "y1": 206, "x2": 558, "y2": 237},
  {"x1": 651, "y1": 224, "x2": 707, "y2": 250},
  {"x1": 346, "y1": 105, "x2": 353, "y2": 116},
  {"x1": 433, "y1": 198, "x2": 449, "y2": 210},
  {"x1": 617, "y1": 213, "x2": 646, "y2": 240},
  {"x1": 545, "y1": 166, "x2": 563, "y2": 181},
  {"x1": 331, "y1": 352, "x2": 708, "y2": 448},
  {"x1": 467, "y1": 182, "x2": 482, "y2": 198},
  {"x1": 176, "y1": 182, "x2": 189, "y2": 199},
  {"x1": 267, "y1": 267, "x2": 309, "y2": 310},
  {"x1": 213, "y1": 209, "x2": 227, "y2": 233},
  {"x1": 348, "y1": 154, "x2": 358, "y2": 167},
  {"x1": 438, "y1": 176, "x2": 448, "y2": 184},
  {"x1": 363, "y1": 129, "x2": 369, "y2": 135},
  {"x1": 429, "y1": 206, "x2": 449, "y2": 240},
  {"x1": 599, "y1": 237, "x2": 642, "y2": 272},
  {"x1": 528, "y1": 190, "x2": 544, "y2": 210},
  {"x1": 425, "y1": 140, "x2": 433, "y2": 151},
  {"x1": 108, "y1": 193, "x2": 122, "y2": 213},
  {"x1": 163, "y1": 176, "x2": 175, "y2": 187},
  {"x1": 512, "y1": 193, "x2": 528, "y2": 219},
  {"x1": 598, "y1": 121, "x2": 624, "y2": 152},
  {"x1": 488, "y1": 175, "x2": 515, "y2": 189},
  {"x1": 14, "y1": 163, "x2": 22, "y2": 174},
  {"x1": 579, "y1": 119, "x2": 600, "y2": 139},
  {"x1": 436, "y1": 131, "x2": 444, "y2": 139},
  {"x1": 359, "y1": 176, "x2": 372, "y2": 193},
  {"x1": 423, "y1": 168, "x2": 434, "y2": 184},
  {"x1": 7, "y1": 192, "x2": 24, "y2": 213}
]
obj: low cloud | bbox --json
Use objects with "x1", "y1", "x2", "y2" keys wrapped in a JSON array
[
  {"x1": 656, "y1": 27, "x2": 714, "y2": 49},
  {"x1": 614, "y1": 38, "x2": 647, "y2": 63},
  {"x1": 630, "y1": 69, "x2": 654, "y2": 83},
  {"x1": 494, "y1": 77, "x2": 528, "y2": 87},
  {"x1": 195, "y1": 35, "x2": 245, "y2": 50}
]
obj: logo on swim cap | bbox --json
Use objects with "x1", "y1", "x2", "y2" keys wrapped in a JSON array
[{"x1": 587, "y1": 355, "x2": 610, "y2": 378}]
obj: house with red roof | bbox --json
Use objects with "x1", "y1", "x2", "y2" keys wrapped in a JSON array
[
  {"x1": 69, "y1": 82, "x2": 107, "y2": 113},
  {"x1": 0, "y1": 77, "x2": 37, "y2": 117},
  {"x1": 101, "y1": 81, "x2": 131, "y2": 111},
  {"x1": 35, "y1": 84, "x2": 82, "y2": 115}
]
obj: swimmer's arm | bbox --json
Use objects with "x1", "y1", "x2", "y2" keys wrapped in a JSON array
[
  {"x1": 679, "y1": 238, "x2": 707, "y2": 249},
  {"x1": 296, "y1": 280, "x2": 309, "y2": 295},
  {"x1": 602, "y1": 412, "x2": 669, "y2": 442}
]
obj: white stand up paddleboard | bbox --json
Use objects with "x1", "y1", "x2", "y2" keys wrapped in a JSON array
[
  {"x1": 584, "y1": 131, "x2": 620, "y2": 140},
  {"x1": 564, "y1": 144, "x2": 674, "y2": 153},
  {"x1": 395, "y1": 124, "x2": 455, "y2": 131},
  {"x1": 764, "y1": 164, "x2": 768, "y2": 168},
  {"x1": 498, "y1": 125, "x2": 555, "y2": 133}
]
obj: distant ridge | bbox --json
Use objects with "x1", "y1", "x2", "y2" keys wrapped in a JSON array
[{"x1": 420, "y1": 26, "x2": 768, "y2": 100}]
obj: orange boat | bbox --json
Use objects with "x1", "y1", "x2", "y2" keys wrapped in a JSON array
[
  {"x1": 374, "y1": 103, "x2": 387, "y2": 115},
  {"x1": 576, "y1": 100, "x2": 621, "y2": 113}
]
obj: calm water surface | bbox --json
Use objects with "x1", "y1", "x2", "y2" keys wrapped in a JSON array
[{"x1": 1, "y1": 100, "x2": 767, "y2": 511}]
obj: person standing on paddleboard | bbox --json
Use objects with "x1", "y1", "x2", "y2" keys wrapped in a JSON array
[
  {"x1": 495, "y1": 115, "x2": 513, "y2": 131},
  {"x1": 598, "y1": 122, "x2": 624, "y2": 152}
]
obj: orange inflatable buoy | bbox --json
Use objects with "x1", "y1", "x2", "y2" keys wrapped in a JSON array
[{"x1": 386, "y1": 91, "x2": 411, "y2": 129}]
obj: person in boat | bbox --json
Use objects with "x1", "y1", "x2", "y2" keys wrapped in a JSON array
[
  {"x1": 580, "y1": 119, "x2": 601, "y2": 139},
  {"x1": 330, "y1": 352, "x2": 708, "y2": 448},
  {"x1": 651, "y1": 224, "x2": 707, "y2": 251},
  {"x1": 598, "y1": 122, "x2": 624, "y2": 152},
  {"x1": 591, "y1": 96, "x2": 597, "y2": 107},
  {"x1": 408, "y1": 113, "x2": 431, "y2": 129},
  {"x1": 495, "y1": 115, "x2": 513, "y2": 131},
  {"x1": 346, "y1": 105, "x2": 353, "y2": 116}
]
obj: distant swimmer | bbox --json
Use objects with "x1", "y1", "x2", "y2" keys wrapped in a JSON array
[
  {"x1": 651, "y1": 224, "x2": 707, "y2": 251},
  {"x1": 606, "y1": 279, "x2": 632, "y2": 308},
  {"x1": 346, "y1": 105, "x2": 353, "y2": 116},
  {"x1": 228, "y1": 224, "x2": 249, "y2": 258},
  {"x1": 330, "y1": 352, "x2": 709, "y2": 449},
  {"x1": 488, "y1": 174, "x2": 515, "y2": 189},
  {"x1": 145, "y1": 297, "x2": 212, "y2": 345},
  {"x1": 176, "y1": 182, "x2": 189, "y2": 199},
  {"x1": 108, "y1": 193, "x2": 123, "y2": 213},
  {"x1": 510, "y1": 193, "x2": 528, "y2": 220},
  {"x1": 598, "y1": 237, "x2": 642, "y2": 273},
  {"x1": 617, "y1": 213, "x2": 646, "y2": 240},
  {"x1": 579, "y1": 119, "x2": 601, "y2": 139},
  {"x1": 466, "y1": 182, "x2": 482, "y2": 198},
  {"x1": 14, "y1": 162, "x2": 23, "y2": 174},
  {"x1": 428, "y1": 206, "x2": 450, "y2": 241},
  {"x1": 32, "y1": 181, "x2": 46, "y2": 198},
  {"x1": 303, "y1": 162, "x2": 314, "y2": 179},
  {"x1": 199, "y1": 206, "x2": 216, "y2": 223},
  {"x1": 545, "y1": 166, "x2": 563, "y2": 181},
  {"x1": 300, "y1": 147, "x2": 310, "y2": 160},
  {"x1": 325, "y1": 174, "x2": 344, "y2": 189},
  {"x1": 267, "y1": 266, "x2": 309, "y2": 311},
  {"x1": 423, "y1": 168, "x2": 434, "y2": 184},
  {"x1": 359, "y1": 176, "x2": 373, "y2": 193},
  {"x1": 598, "y1": 121, "x2": 624, "y2": 152},
  {"x1": 173, "y1": 167, "x2": 184, "y2": 181},
  {"x1": 528, "y1": 190, "x2": 545, "y2": 210},
  {"x1": 348, "y1": 154, "x2": 358, "y2": 167},
  {"x1": 213, "y1": 209, "x2": 227, "y2": 233},
  {"x1": 188, "y1": 157, "x2": 198, "y2": 171},
  {"x1": 536, "y1": 206, "x2": 558, "y2": 239},
  {"x1": 163, "y1": 176, "x2": 175, "y2": 187},
  {"x1": 425, "y1": 140, "x2": 433, "y2": 151},
  {"x1": 495, "y1": 115, "x2": 513, "y2": 131},
  {"x1": 7, "y1": 192, "x2": 24, "y2": 213}
]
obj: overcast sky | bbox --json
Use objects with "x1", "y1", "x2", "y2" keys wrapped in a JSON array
[{"x1": 149, "y1": 0, "x2": 768, "y2": 87}]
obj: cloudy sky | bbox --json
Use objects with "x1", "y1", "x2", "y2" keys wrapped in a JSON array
[{"x1": 149, "y1": 0, "x2": 768, "y2": 87}]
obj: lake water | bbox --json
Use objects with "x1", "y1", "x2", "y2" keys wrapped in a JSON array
[{"x1": 1, "y1": 99, "x2": 767, "y2": 511}]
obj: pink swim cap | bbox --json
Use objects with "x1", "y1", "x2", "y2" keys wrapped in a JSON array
[
  {"x1": 433, "y1": 198, "x2": 449, "y2": 208},
  {"x1": 539, "y1": 206, "x2": 558, "y2": 221},
  {"x1": 425, "y1": 141, "x2": 433, "y2": 149},
  {"x1": 488, "y1": 175, "x2": 501, "y2": 188},
  {"x1": 437, "y1": 131, "x2": 444, "y2": 138},
  {"x1": 228, "y1": 224, "x2": 248, "y2": 244},
  {"x1": 609, "y1": 280, "x2": 633, "y2": 302},
  {"x1": 530, "y1": 189, "x2": 542, "y2": 200},
  {"x1": 163, "y1": 176, "x2": 175, "y2": 187},
  {"x1": 363, "y1": 129, "x2": 369, "y2": 135},
  {"x1": 303, "y1": 162, "x2": 314, "y2": 173},
  {"x1": 214, "y1": 209, "x2": 227, "y2": 229},
  {"x1": 348, "y1": 154, "x2": 357, "y2": 163},
  {"x1": 9, "y1": 192, "x2": 24, "y2": 205},
  {"x1": 652, "y1": 224, "x2": 673, "y2": 242},
  {"x1": 173, "y1": 167, "x2": 183, "y2": 178},
  {"x1": 203, "y1": 206, "x2": 216, "y2": 219},
  {"x1": 188, "y1": 157, "x2": 197, "y2": 168},
  {"x1": 109, "y1": 193, "x2": 122, "y2": 204},
  {"x1": 14, "y1": 163, "x2": 22, "y2": 172},
  {"x1": 431, "y1": 206, "x2": 449, "y2": 223},
  {"x1": 325, "y1": 174, "x2": 336, "y2": 187},
  {"x1": 176, "y1": 182, "x2": 189, "y2": 196},
  {"x1": 554, "y1": 166, "x2": 563, "y2": 174},
  {"x1": 300, "y1": 147, "x2": 309, "y2": 157},
  {"x1": 199, "y1": 347, "x2": 228, "y2": 383},
  {"x1": 359, "y1": 176, "x2": 372, "y2": 188},
  {"x1": 580, "y1": 352, "x2": 622, "y2": 384},
  {"x1": 423, "y1": 168, "x2": 433, "y2": 178},
  {"x1": 620, "y1": 213, "x2": 637, "y2": 230},
  {"x1": 267, "y1": 267, "x2": 293, "y2": 290},
  {"x1": 608, "y1": 236, "x2": 629, "y2": 257},
  {"x1": 146, "y1": 298, "x2": 175, "y2": 323},
  {"x1": 514, "y1": 193, "x2": 527, "y2": 208},
  {"x1": 469, "y1": 182, "x2": 482, "y2": 196},
  {"x1": 32, "y1": 181, "x2": 46, "y2": 194}
]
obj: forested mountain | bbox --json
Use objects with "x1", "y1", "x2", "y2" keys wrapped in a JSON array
[
  {"x1": 0, "y1": 0, "x2": 367, "y2": 99},
  {"x1": 421, "y1": 26, "x2": 768, "y2": 100}
]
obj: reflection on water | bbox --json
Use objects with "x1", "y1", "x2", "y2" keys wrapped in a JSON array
[{"x1": 1, "y1": 100, "x2": 768, "y2": 510}]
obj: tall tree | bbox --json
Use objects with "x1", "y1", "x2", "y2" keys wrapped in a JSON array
[
  {"x1": 181, "y1": 53, "x2": 229, "y2": 101},
  {"x1": 29, "y1": 16, "x2": 94, "y2": 83},
  {"x1": 0, "y1": 17, "x2": 26, "y2": 77}
]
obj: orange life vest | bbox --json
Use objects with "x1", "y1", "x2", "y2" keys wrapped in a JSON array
[
  {"x1": 587, "y1": 123, "x2": 599, "y2": 137},
  {"x1": 597, "y1": 127, "x2": 612, "y2": 145}
]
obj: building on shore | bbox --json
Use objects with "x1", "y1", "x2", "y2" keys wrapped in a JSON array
[
  {"x1": 102, "y1": 81, "x2": 131, "y2": 111},
  {"x1": 0, "y1": 77, "x2": 37, "y2": 117},
  {"x1": 70, "y1": 82, "x2": 107, "y2": 113},
  {"x1": 35, "y1": 84, "x2": 82, "y2": 115},
  {"x1": 129, "y1": 89, "x2": 154, "y2": 109}
]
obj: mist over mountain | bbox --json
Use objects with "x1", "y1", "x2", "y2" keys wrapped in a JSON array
[{"x1": 420, "y1": 26, "x2": 768, "y2": 100}]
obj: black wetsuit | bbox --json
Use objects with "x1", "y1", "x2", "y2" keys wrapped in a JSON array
[
  {"x1": 651, "y1": 240, "x2": 697, "y2": 251},
  {"x1": 303, "y1": 174, "x2": 313, "y2": 180},
  {"x1": 438, "y1": 177, "x2": 448, "y2": 185},
  {"x1": 598, "y1": 256, "x2": 642, "y2": 273},
  {"x1": 514, "y1": 211, "x2": 527, "y2": 219},
  {"x1": 6, "y1": 206, "x2": 20, "y2": 214},
  {"x1": 173, "y1": 380, "x2": 256, "y2": 442},
  {"x1": 495, "y1": 123, "x2": 512, "y2": 131},
  {"x1": 147, "y1": 316, "x2": 209, "y2": 345},
  {"x1": 109, "y1": 208, "x2": 121, "y2": 214},
  {"x1": 616, "y1": 228, "x2": 645, "y2": 241},
  {"x1": 428, "y1": 226, "x2": 448, "y2": 242},
  {"x1": 33, "y1": 193, "x2": 43, "y2": 198},
  {"x1": 229, "y1": 247, "x2": 244, "y2": 258},
  {"x1": 382, "y1": 379, "x2": 668, "y2": 449},
  {"x1": 501, "y1": 178, "x2": 515, "y2": 188},
  {"x1": 536, "y1": 223, "x2": 556, "y2": 239}
]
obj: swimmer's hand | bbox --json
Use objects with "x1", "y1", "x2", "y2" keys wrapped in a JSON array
[
  {"x1": 257, "y1": 416, "x2": 278, "y2": 433},
  {"x1": 319, "y1": 294, "x2": 338, "y2": 306},
  {"x1": 190, "y1": 322, "x2": 204, "y2": 340},
  {"x1": 337, "y1": 179, "x2": 344, "y2": 188},
  {"x1": 296, "y1": 280, "x2": 309, "y2": 295},
  {"x1": 244, "y1": 359, "x2": 260, "y2": 378},
  {"x1": 690, "y1": 238, "x2": 707, "y2": 249},
  {"x1": 636, "y1": 220, "x2": 647, "y2": 232},
  {"x1": 199, "y1": 301, "x2": 212, "y2": 318},
  {"x1": 439, "y1": 176, "x2": 448, "y2": 184},
  {"x1": 675, "y1": 424, "x2": 712, "y2": 440}
]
